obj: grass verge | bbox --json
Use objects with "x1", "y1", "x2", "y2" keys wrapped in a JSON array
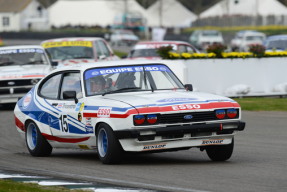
[
  {"x1": 233, "y1": 97, "x2": 287, "y2": 111},
  {"x1": 0, "y1": 179, "x2": 85, "y2": 192},
  {"x1": 114, "y1": 50, "x2": 128, "y2": 58}
]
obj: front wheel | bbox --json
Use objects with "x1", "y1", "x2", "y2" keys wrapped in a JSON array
[
  {"x1": 97, "y1": 123, "x2": 124, "y2": 164},
  {"x1": 206, "y1": 138, "x2": 234, "y2": 161},
  {"x1": 25, "y1": 121, "x2": 52, "y2": 157}
]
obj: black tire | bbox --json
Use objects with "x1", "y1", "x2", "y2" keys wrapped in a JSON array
[
  {"x1": 97, "y1": 123, "x2": 124, "y2": 164},
  {"x1": 206, "y1": 138, "x2": 234, "y2": 161},
  {"x1": 25, "y1": 121, "x2": 52, "y2": 157}
]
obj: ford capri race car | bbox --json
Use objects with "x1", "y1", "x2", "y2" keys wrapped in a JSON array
[
  {"x1": 14, "y1": 60, "x2": 245, "y2": 164},
  {"x1": 41, "y1": 37, "x2": 119, "y2": 68},
  {"x1": 0, "y1": 45, "x2": 55, "y2": 104}
]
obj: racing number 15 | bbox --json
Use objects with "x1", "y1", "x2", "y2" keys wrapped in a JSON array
[{"x1": 59, "y1": 114, "x2": 69, "y2": 133}]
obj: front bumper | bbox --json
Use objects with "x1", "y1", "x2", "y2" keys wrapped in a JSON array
[
  {"x1": 114, "y1": 121, "x2": 245, "y2": 139},
  {"x1": 115, "y1": 121, "x2": 245, "y2": 152},
  {"x1": 0, "y1": 94, "x2": 25, "y2": 104}
]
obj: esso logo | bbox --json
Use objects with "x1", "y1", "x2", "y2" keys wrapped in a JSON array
[
  {"x1": 98, "y1": 107, "x2": 111, "y2": 117},
  {"x1": 23, "y1": 93, "x2": 32, "y2": 109},
  {"x1": 172, "y1": 104, "x2": 201, "y2": 110}
]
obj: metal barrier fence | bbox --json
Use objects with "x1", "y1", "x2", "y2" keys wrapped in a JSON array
[{"x1": 192, "y1": 15, "x2": 287, "y2": 27}]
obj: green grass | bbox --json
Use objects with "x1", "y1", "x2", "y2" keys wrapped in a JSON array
[
  {"x1": 113, "y1": 50, "x2": 128, "y2": 58},
  {"x1": 233, "y1": 97, "x2": 287, "y2": 111},
  {"x1": 0, "y1": 179, "x2": 85, "y2": 192}
]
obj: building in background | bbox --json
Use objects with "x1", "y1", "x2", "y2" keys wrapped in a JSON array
[{"x1": 0, "y1": 0, "x2": 49, "y2": 32}]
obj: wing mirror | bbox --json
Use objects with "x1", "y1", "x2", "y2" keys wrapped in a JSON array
[
  {"x1": 99, "y1": 55, "x2": 106, "y2": 60},
  {"x1": 63, "y1": 91, "x2": 78, "y2": 103},
  {"x1": 184, "y1": 84, "x2": 193, "y2": 91},
  {"x1": 51, "y1": 61, "x2": 58, "y2": 66}
]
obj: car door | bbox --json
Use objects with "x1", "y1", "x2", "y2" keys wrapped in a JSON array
[{"x1": 39, "y1": 71, "x2": 87, "y2": 138}]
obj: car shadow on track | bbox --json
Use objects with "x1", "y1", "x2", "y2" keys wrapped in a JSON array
[{"x1": 48, "y1": 150, "x2": 233, "y2": 166}]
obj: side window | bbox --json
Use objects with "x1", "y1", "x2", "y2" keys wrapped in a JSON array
[
  {"x1": 94, "y1": 41, "x2": 102, "y2": 59},
  {"x1": 187, "y1": 46, "x2": 195, "y2": 53},
  {"x1": 40, "y1": 74, "x2": 62, "y2": 99},
  {"x1": 178, "y1": 45, "x2": 187, "y2": 53},
  {"x1": 60, "y1": 73, "x2": 82, "y2": 99},
  {"x1": 98, "y1": 41, "x2": 111, "y2": 57}
]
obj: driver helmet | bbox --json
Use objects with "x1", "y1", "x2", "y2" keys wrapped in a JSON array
[{"x1": 90, "y1": 76, "x2": 106, "y2": 93}]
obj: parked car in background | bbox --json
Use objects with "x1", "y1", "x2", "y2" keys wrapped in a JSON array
[
  {"x1": 41, "y1": 37, "x2": 119, "y2": 68},
  {"x1": 126, "y1": 41, "x2": 199, "y2": 60},
  {"x1": 238, "y1": 32, "x2": 266, "y2": 52},
  {"x1": 0, "y1": 45, "x2": 54, "y2": 104},
  {"x1": 110, "y1": 30, "x2": 139, "y2": 47},
  {"x1": 189, "y1": 30, "x2": 224, "y2": 50},
  {"x1": 230, "y1": 30, "x2": 257, "y2": 51},
  {"x1": 263, "y1": 35, "x2": 287, "y2": 52}
]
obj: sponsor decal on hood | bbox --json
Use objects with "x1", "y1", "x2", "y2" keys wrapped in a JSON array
[{"x1": 156, "y1": 98, "x2": 198, "y2": 102}]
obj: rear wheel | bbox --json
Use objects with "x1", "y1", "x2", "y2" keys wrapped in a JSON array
[
  {"x1": 206, "y1": 138, "x2": 234, "y2": 161},
  {"x1": 97, "y1": 123, "x2": 124, "y2": 164},
  {"x1": 25, "y1": 121, "x2": 52, "y2": 157}
]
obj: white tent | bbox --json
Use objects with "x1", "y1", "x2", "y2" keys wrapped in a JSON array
[
  {"x1": 146, "y1": 0, "x2": 197, "y2": 27},
  {"x1": 49, "y1": 0, "x2": 147, "y2": 27},
  {"x1": 200, "y1": 0, "x2": 287, "y2": 18}
]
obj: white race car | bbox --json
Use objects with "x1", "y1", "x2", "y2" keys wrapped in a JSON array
[
  {"x1": 41, "y1": 37, "x2": 119, "y2": 68},
  {"x1": 14, "y1": 60, "x2": 245, "y2": 164},
  {"x1": 0, "y1": 45, "x2": 55, "y2": 104}
]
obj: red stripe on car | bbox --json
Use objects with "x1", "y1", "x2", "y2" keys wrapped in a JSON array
[{"x1": 42, "y1": 133, "x2": 90, "y2": 143}]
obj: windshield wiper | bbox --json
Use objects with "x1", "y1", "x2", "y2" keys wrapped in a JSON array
[
  {"x1": 102, "y1": 87, "x2": 141, "y2": 96},
  {"x1": 20, "y1": 60, "x2": 44, "y2": 65},
  {"x1": 143, "y1": 66, "x2": 154, "y2": 92},
  {"x1": 0, "y1": 61, "x2": 14, "y2": 66}
]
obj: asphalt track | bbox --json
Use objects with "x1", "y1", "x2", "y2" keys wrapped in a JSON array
[{"x1": 0, "y1": 104, "x2": 286, "y2": 192}]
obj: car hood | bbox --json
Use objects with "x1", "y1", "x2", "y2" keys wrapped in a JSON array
[
  {"x1": 56, "y1": 59, "x2": 95, "y2": 68},
  {"x1": 104, "y1": 91, "x2": 239, "y2": 113},
  {"x1": 0, "y1": 65, "x2": 51, "y2": 80}
]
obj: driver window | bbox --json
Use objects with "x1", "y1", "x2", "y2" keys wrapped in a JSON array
[
  {"x1": 178, "y1": 45, "x2": 187, "y2": 53},
  {"x1": 94, "y1": 41, "x2": 102, "y2": 59},
  {"x1": 187, "y1": 46, "x2": 195, "y2": 53},
  {"x1": 60, "y1": 72, "x2": 82, "y2": 99},
  {"x1": 98, "y1": 41, "x2": 110, "y2": 57},
  {"x1": 40, "y1": 74, "x2": 62, "y2": 99}
]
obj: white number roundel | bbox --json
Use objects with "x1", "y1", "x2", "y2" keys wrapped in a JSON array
[{"x1": 23, "y1": 93, "x2": 32, "y2": 109}]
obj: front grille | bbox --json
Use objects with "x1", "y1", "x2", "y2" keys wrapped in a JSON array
[
  {"x1": 14, "y1": 88, "x2": 31, "y2": 94},
  {"x1": 158, "y1": 111, "x2": 216, "y2": 124},
  {"x1": 0, "y1": 88, "x2": 31, "y2": 95},
  {"x1": 0, "y1": 79, "x2": 33, "y2": 87},
  {"x1": 0, "y1": 89, "x2": 9, "y2": 95}
]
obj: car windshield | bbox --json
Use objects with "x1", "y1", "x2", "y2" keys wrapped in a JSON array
[
  {"x1": 84, "y1": 64, "x2": 184, "y2": 96},
  {"x1": 202, "y1": 31, "x2": 220, "y2": 36},
  {"x1": 129, "y1": 49, "x2": 158, "y2": 58},
  {"x1": 0, "y1": 48, "x2": 48, "y2": 66},
  {"x1": 266, "y1": 40, "x2": 287, "y2": 50},
  {"x1": 42, "y1": 41, "x2": 95, "y2": 60},
  {"x1": 246, "y1": 36, "x2": 264, "y2": 41}
]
